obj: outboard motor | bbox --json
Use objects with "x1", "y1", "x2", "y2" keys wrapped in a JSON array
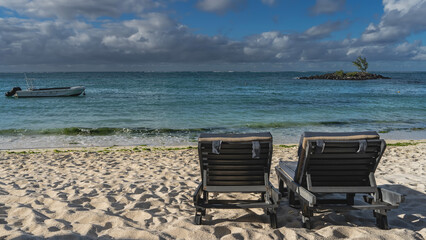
[{"x1": 5, "y1": 87, "x2": 22, "y2": 97}]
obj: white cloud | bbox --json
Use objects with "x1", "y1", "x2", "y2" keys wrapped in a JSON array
[
  {"x1": 0, "y1": 14, "x2": 245, "y2": 66},
  {"x1": 361, "y1": 0, "x2": 426, "y2": 43},
  {"x1": 261, "y1": 0, "x2": 276, "y2": 6},
  {"x1": 361, "y1": 25, "x2": 403, "y2": 43},
  {"x1": 412, "y1": 46, "x2": 426, "y2": 60},
  {"x1": 0, "y1": 0, "x2": 162, "y2": 19},
  {"x1": 310, "y1": 0, "x2": 346, "y2": 15},
  {"x1": 303, "y1": 21, "x2": 348, "y2": 39},
  {"x1": 196, "y1": 0, "x2": 246, "y2": 14},
  {"x1": 67, "y1": 33, "x2": 90, "y2": 46},
  {"x1": 383, "y1": 0, "x2": 424, "y2": 14}
]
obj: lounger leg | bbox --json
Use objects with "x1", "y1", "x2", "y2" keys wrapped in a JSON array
[
  {"x1": 194, "y1": 208, "x2": 204, "y2": 225},
  {"x1": 289, "y1": 190, "x2": 299, "y2": 208},
  {"x1": 346, "y1": 193, "x2": 355, "y2": 205},
  {"x1": 279, "y1": 179, "x2": 288, "y2": 197},
  {"x1": 203, "y1": 191, "x2": 209, "y2": 204},
  {"x1": 262, "y1": 192, "x2": 272, "y2": 216},
  {"x1": 374, "y1": 210, "x2": 389, "y2": 230},
  {"x1": 265, "y1": 209, "x2": 278, "y2": 229},
  {"x1": 363, "y1": 194, "x2": 374, "y2": 204},
  {"x1": 301, "y1": 203, "x2": 313, "y2": 229}
]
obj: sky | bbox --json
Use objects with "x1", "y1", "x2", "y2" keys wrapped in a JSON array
[{"x1": 0, "y1": 0, "x2": 426, "y2": 72}]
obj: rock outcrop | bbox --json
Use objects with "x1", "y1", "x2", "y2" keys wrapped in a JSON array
[{"x1": 298, "y1": 72, "x2": 390, "y2": 80}]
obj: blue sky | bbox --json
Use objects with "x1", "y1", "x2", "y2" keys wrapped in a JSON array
[
  {"x1": 0, "y1": 0, "x2": 425, "y2": 72},
  {"x1": 172, "y1": 0, "x2": 381, "y2": 41}
]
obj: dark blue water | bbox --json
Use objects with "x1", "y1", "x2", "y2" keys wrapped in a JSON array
[{"x1": 0, "y1": 72, "x2": 425, "y2": 148}]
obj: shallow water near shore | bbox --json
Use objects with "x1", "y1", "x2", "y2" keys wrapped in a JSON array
[{"x1": 0, "y1": 72, "x2": 425, "y2": 149}]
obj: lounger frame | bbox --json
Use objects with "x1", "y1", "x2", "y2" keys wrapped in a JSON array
[
  {"x1": 276, "y1": 137, "x2": 404, "y2": 229},
  {"x1": 193, "y1": 133, "x2": 281, "y2": 228}
]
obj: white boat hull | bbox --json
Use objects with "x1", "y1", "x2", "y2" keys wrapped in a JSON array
[{"x1": 14, "y1": 86, "x2": 85, "y2": 98}]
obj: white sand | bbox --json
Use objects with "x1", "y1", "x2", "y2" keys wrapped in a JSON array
[{"x1": 0, "y1": 143, "x2": 425, "y2": 239}]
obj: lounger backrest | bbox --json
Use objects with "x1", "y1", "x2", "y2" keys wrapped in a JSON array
[
  {"x1": 295, "y1": 132, "x2": 385, "y2": 190},
  {"x1": 198, "y1": 133, "x2": 273, "y2": 190}
]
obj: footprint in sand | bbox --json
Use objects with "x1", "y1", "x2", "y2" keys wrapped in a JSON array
[
  {"x1": 48, "y1": 226, "x2": 60, "y2": 232},
  {"x1": 213, "y1": 226, "x2": 231, "y2": 238},
  {"x1": 70, "y1": 197, "x2": 91, "y2": 205},
  {"x1": 331, "y1": 229, "x2": 350, "y2": 239},
  {"x1": 57, "y1": 192, "x2": 68, "y2": 200},
  {"x1": 0, "y1": 203, "x2": 10, "y2": 224},
  {"x1": 134, "y1": 202, "x2": 151, "y2": 210}
]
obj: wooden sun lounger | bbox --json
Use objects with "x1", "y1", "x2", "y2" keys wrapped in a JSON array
[
  {"x1": 193, "y1": 132, "x2": 281, "y2": 228},
  {"x1": 275, "y1": 131, "x2": 404, "y2": 229}
]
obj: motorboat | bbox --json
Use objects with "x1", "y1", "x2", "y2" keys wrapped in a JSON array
[{"x1": 5, "y1": 74, "x2": 85, "y2": 98}]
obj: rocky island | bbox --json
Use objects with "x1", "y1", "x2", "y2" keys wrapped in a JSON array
[
  {"x1": 298, "y1": 56, "x2": 391, "y2": 80},
  {"x1": 298, "y1": 71, "x2": 391, "y2": 80}
]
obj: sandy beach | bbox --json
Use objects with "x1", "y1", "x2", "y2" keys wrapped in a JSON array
[{"x1": 0, "y1": 141, "x2": 425, "y2": 239}]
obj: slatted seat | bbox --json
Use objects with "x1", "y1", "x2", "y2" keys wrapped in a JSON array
[
  {"x1": 193, "y1": 132, "x2": 281, "y2": 228},
  {"x1": 275, "y1": 131, "x2": 405, "y2": 229}
]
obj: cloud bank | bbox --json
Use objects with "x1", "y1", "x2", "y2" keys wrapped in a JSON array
[{"x1": 0, "y1": 0, "x2": 163, "y2": 19}]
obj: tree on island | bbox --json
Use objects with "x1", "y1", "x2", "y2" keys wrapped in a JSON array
[{"x1": 352, "y1": 56, "x2": 368, "y2": 72}]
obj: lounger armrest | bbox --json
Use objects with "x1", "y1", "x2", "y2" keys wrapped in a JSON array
[
  {"x1": 291, "y1": 182, "x2": 317, "y2": 207},
  {"x1": 379, "y1": 188, "x2": 405, "y2": 206},
  {"x1": 193, "y1": 182, "x2": 203, "y2": 204},
  {"x1": 278, "y1": 163, "x2": 296, "y2": 181},
  {"x1": 268, "y1": 183, "x2": 282, "y2": 204},
  {"x1": 275, "y1": 166, "x2": 316, "y2": 207}
]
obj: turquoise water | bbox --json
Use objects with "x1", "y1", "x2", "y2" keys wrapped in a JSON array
[{"x1": 0, "y1": 72, "x2": 425, "y2": 148}]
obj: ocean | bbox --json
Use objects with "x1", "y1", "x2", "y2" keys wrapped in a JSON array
[{"x1": 0, "y1": 72, "x2": 425, "y2": 149}]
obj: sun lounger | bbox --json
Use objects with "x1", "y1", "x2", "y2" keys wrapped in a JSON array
[
  {"x1": 193, "y1": 132, "x2": 281, "y2": 228},
  {"x1": 275, "y1": 131, "x2": 404, "y2": 229}
]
